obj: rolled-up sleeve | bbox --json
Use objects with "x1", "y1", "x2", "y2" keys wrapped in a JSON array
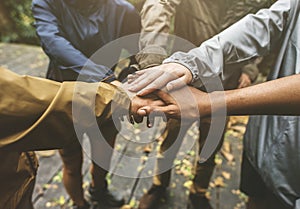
[{"x1": 136, "y1": 0, "x2": 182, "y2": 69}]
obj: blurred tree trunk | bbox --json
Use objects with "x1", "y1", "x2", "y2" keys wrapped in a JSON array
[{"x1": 0, "y1": 2, "x2": 13, "y2": 33}]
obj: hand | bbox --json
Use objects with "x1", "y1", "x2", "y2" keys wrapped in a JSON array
[
  {"x1": 238, "y1": 73, "x2": 252, "y2": 88},
  {"x1": 130, "y1": 94, "x2": 165, "y2": 127},
  {"x1": 111, "y1": 82, "x2": 164, "y2": 127},
  {"x1": 134, "y1": 86, "x2": 207, "y2": 120},
  {"x1": 127, "y1": 63, "x2": 193, "y2": 96}
]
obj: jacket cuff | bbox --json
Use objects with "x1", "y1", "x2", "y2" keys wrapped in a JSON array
[
  {"x1": 163, "y1": 52, "x2": 200, "y2": 83},
  {"x1": 136, "y1": 45, "x2": 168, "y2": 69}
]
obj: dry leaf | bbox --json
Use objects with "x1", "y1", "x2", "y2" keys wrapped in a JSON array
[
  {"x1": 222, "y1": 171, "x2": 231, "y2": 180},
  {"x1": 214, "y1": 177, "x2": 225, "y2": 187}
]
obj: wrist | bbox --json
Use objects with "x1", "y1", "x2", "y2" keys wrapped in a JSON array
[{"x1": 163, "y1": 53, "x2": 199, "y2": 84}]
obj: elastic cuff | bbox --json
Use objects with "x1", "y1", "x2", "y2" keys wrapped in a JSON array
[{"x1": 163, "y1": 52, "x2": 200, "y2": 83}]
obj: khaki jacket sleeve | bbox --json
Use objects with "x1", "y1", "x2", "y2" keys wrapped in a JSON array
[
  {"x1": 136, "y1": 0, "x2": 182, "y2": 69},
  {"x1": 0, "y1": 67, "x2": 129, "y2": 151}
]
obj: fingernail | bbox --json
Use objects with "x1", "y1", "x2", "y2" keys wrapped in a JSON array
[
  {"x1": 137, "y1": 109, "x2": 147, "y2": 116},
  {"x1": 137, "y1": 90, "x2": 144, "y2": 96},
  {"x1": 147, "y1": 117, "x2": 152, "y2": 128},
  {"x1": 128, "y1": 87, "x2": 136, "y2": 92},
  {"x1": 166, "y1": 83, "x2": 173, "y2": 91}
]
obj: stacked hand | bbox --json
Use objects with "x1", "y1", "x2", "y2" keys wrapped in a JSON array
[
  {"x1": 124, "y1": 63, "x2": 208, "y2": 125},
  {"x1": 127, "y1": 63, "x2": 193, "y2": 96}
]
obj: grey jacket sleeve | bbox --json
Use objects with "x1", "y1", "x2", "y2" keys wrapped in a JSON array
[
  {"x1": 163, "y1": 0, "x2": 291, "y2": 86},
  {"x1": 136, "y1": 0, "x2": 182, "y2": 69}
]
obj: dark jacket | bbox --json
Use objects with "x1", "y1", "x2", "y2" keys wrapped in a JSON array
[{"x1": 32, "y1": 0, "x2": 141, "y2": 82}]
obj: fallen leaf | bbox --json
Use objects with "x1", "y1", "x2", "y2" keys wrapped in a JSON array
[{"x1": 222, "y1": 171, "x2": 231, "y2": 180}]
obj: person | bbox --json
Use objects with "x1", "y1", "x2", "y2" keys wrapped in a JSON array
[
  {"x1": 0, "y1": 66, "x2": 128, "y2": 209},
  {"x1": 0, "y1": 66, "x2": 167, "y2": 209},
  {"x1": 32, "y1": 0, "x2": 141, "y2": 208},
  {"x1": 129, "y1": 0, "x2": 300, "y2": 208},
  {"x1": 134, "y1": 0, "x2": 270, "y2": 208}
]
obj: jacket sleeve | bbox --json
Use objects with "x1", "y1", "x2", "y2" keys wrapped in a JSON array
[
  {"x1": 163, "y1": 0, "x2": 291, "y2": 86},
  {"x1": 0, "y1": 67, "x2": 129, "y2": 151},
  {"x1": 32, "y1": 0, "x2": 114, "y2": 82},
  {"x1": 136, "y1": 0, "x2": 182, "y2": 69}
]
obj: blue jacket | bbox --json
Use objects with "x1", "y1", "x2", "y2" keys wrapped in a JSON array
[{"x1": 32, "y1": 0, "x2": 140, "y2": 82}]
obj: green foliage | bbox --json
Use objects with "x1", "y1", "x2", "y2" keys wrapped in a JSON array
[
  {"x1": 0, "y1": 0, "x2": 145, "y2": 45},
  {"x1": 1, "y1": 0, "x2": 39, "y2": 45}
]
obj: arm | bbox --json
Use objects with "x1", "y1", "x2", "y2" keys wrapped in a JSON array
[
  {"x1": 0, "y1": 67, "x2": 129, "y2": 151},
  {"x1": 129, "y1": 0, "x2": 291, "y2": 95},
  {"x1": 32, "y1": 0, "x2": 113, "y2": 82},
  {"x1": 136, "y1": 0, "x2": 182, "y2": 69},
  {"x1": 223, "y1": 74, "x2": 300, "y2": 116},
  {"x1": 132, "y1": 74, "x2": 300, "y2": 119}
]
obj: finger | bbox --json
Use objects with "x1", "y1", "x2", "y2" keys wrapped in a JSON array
[
  {"x1": 132, "y1": 113, "x2": 144, "y2": 123},
  {"x1": 137, "y1": 108, "x2": 148, "y2": 116},
  {"x1": 127, "y1": 72, "x2": 144, "y2": 84},
  {"x1": 127, "y1": 70, "x2": 145, "y2": 78},
  {"x1": 136, "y1": 73, "x2": 177, "y2": 96},
  {"x1": 238, "y1": 79, "x2": 245, "y2": 88},
  {"x1": 166, "y1": 76, "x2": 189, "y2": 91},
  {"x1": 138, "y1": 105, "x2": 177, "y2": 119},
  {"x1": 126, "y1": 114, "x2": 134, "y2": 124},
  {"x1": 238, "y1": 81, "x2": 243, "y2": 89},
  {"x1": 146, "y1": 99, "x2": 166, "y2": 107},
  {"x1": 127, "y1": 71, "x2": 145, "y2": 83},
  {"x1": 128, "y1": 71, "x2": 163, "y2": 92},
  {"x1": 156, "y1": 90, "x2": 174, "y2": 104},
  {"x1": 127, "y1": 75, "x2": 138, "y2": 84},
  {"x1": 146, "y1": 113, "x2": 155, "y2": 128},
  {"x1": 128, "y1": 69, "x2": 160, "y2": 86},
  {"x1": 151, "y1": 106, "x2": 178, "y2": 118}
]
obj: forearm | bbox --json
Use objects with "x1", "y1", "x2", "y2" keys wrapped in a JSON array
[{"x1": 207, "y1": 74, "x2": 300, "y2": 116}]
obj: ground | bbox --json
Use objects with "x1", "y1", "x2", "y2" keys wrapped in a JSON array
[{"x1": 0, "y1": 43, "x2": 248, "y2": 209}]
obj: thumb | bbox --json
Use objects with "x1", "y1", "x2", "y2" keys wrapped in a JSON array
[{"x1": 137, "y1": 108, "x2": 147, "y2": 116}]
